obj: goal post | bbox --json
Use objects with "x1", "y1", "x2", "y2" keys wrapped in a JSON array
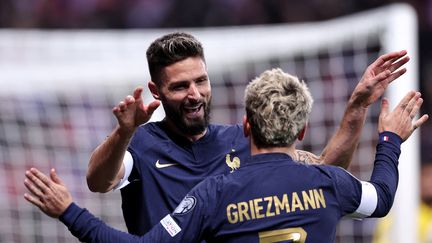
[
  {"x1": 381, "y1": 4, "x2": 420, "y2": 243},
  {"x1": 0, "y1": 3, "x2": 418, "y2": 243}
]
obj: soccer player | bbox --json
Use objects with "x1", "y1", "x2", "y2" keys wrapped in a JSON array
[
  {"x1": 85, "y1": 32, "x2": 410, "y2": 235},
  {"x1": 24, "y1": 68, "x2": 428, "y2": 242}
]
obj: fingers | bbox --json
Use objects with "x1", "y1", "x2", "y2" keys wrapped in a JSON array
[
  {"x1": 395, "y1": 91, "x2": 416, "y2": 113},
  {"x1": 374, "y1": 50, "x2": 408, "y2": 67},
  {"x1": 414, "y1": 114, "x2": 429, "y2": 130},
  {"x1": 113, "y1": 86, "x2": 160, "y2": 118},
  {"x1": 404, "y1": 92, "x2": 420, "y2": 114},
  {"x1": 401, "y1": 92, "x2": 428, "y2": 132},
  {"x1": 133, "y1": 86, "x2": 144, "y2": 100},
  {"x1": 118, "y1": 96, "x2": 135, "y2": 111},
  {"x1": 379, "y1": 90, "x2": 427, "y2": 140},
  {"x1": 113, "y1": 87, "x2": 145, "y2": 113},
  {"x1": 25, "y1": 169, "x2": 50, "y2": 195},
  {"x1": 24, "y1": 176, "x2": 44, "y2": 198},
  {"x1": 380, "y1": 98, "x2": 389, "y2": 118},
  {"x1": 374, "y1": 69, "x2": 392, "y2": 83},
  {"x1": 383, "y1": 68, "x2": 407, "y2": 85},
  {"x1": 24, "y1": 168, "x2": 72, "y2": 219},
  {"x1": 50, "y1": 168, "x2": 64, "y2": 185},
  {"x1": 369, "y1": 50, "x2": 409, "y2": 83},
  {"x1": 145, "y1": 100, "x2": 161, "y2": 115},
  {"x1": 387, "y1": 56, "x2": 410, "y2": 73},
  {"x1": 24, "y1": 168, "x2": 52, "y2": 210},
  {"x1": 30, "y1": 168, "x2": 53, "y2": 188},
  {"x1": 407, "y1": 95, "x2": 421, "y2": 119},
  {"x1": 24, "y1": 193, "x2": 44, "y2": 209},
  {"x1": 410, "y1": 97, "x2": 428, "y2": 130}
]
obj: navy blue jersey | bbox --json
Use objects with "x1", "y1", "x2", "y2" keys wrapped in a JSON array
[
  {"x1": 60, "y1": 132, "x2": 401, "y2": 243},
  {"x1": 119, "y1": 122, "x2": 250, "y2": 235}
]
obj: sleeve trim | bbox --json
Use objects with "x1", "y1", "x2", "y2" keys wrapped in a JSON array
[
  {"x1": 349, "y1": 181, "x2": 378, "y2": 219},
  {"x1": 112, "y1": 151, "x2": 133, "y2": 190}
]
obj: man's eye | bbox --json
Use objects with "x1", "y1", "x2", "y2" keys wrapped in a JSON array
[
  {"x1": 197, "y1": 78, "x2": 208, "y2": 84},
  {"x1": 173, "y1": 85, "x2": 187, "y2": 91}
]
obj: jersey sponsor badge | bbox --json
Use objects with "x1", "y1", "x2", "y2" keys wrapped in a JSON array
[
  {"x1": 383, "y1": 136, "x2": 389, "y2": 142},
  {"x1": 173, "y1": 195, "x2": 196, "y2": 215},
  {"x1": 160, "y1": 214, "x2": 181, "y2": 237}
]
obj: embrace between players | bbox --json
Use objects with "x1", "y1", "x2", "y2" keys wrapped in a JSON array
[{"x1": 24, "y1": 32, "x2": 428, "y2": 242}]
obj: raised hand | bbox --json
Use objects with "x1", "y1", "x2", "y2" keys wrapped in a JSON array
[
  {"x1": 379, "y1": 91, "x2": 429, "y2": 141},
  {"x1": 24, "y1": 168, "x2": 72, "y2": 218},
  {"x1": 351, "y1": 50, "x2": 410, "y2": 108},
  {"x1": 112, "y1": 86, "x2": 160, "y2": 136}
]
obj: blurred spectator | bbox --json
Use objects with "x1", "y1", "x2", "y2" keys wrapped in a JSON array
[
  {"x1": 373, "y1": 162, "x2": 432, "y2": 243},
  {"x1": 0, "y1": 0, "x2": 426, "y2": 29},
  {"x1": 420, "y1": 163, "x2": 432, "y2": 241}
]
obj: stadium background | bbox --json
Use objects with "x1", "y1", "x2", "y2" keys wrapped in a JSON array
[{"x1": 0, "y1": 1, "x2": 431, "y2": 243}]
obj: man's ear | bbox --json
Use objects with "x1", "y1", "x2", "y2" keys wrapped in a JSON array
[
  {"x1": 148, "y1": 81, "x2": 160, "y2": 100},
  {"x1": 298, "y1": 125, "x2": 307, "y2": 141},
  {"x1": 243, "y1": 116, "x2": 251, "y2": 138}
]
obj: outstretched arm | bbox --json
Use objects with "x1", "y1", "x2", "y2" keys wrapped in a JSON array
[
  {"x1": 24, "y1": 168, "x2": 207, "y2": 243},
  {"x1": 24, "y1": 168, "x2": 142, "y2": 242},
  {"x1": 370, "y1": 91, "x2": 427, "y2": 216},
  {"x1": 87, "y1": 86, "x2": 160, "y2": 192},
  {"x1": 335, "y1": 91, "x2": 428, "y2": 220},
  {"x1": 24, "y1": 168, "x2": 72, "y2": 218},
  {"x1": 318, "y1": 50, "x2": 410, "y2": 168}
]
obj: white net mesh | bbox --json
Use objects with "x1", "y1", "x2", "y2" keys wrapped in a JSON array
[{"x1": 0, "y1": 4, "x2": 418, "y2": 243}]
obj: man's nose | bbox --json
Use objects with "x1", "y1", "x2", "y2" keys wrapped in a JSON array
[{"x1": 188, "y1": 84, "x2": 201, "y2": 100}]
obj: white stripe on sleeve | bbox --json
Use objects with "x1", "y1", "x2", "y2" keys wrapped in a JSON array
[
  {"x1": 349, "y1": 181, "x2": 378, "y2": 219},
  {"x1": 112, "y1": 151, "x2": 134, "y2": 190}
]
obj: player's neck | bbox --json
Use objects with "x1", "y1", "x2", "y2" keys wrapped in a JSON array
[{"x1": 251, "y1": 143, "x2": 296, "y2": 159}]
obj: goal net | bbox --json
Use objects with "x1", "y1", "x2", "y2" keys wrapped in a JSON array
[{"x1": 0, "y1": 3, "x2": 418, "y2": 243}]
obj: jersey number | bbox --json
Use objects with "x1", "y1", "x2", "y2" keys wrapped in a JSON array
[{"x1": 258, "y1": 227, "x2": 307, "y2": 243}]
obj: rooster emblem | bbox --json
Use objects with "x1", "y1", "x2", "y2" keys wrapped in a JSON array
[{"x1": 226, "y1": 151, "x2": 240, "y2": 173}]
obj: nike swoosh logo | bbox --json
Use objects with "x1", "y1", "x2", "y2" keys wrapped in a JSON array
[{"x1": 155, "y1": 160, "x2": 178, "y2": 169}]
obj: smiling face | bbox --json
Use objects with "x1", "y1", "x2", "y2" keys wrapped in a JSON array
[{"x1": 152, "y1": 56, "x2": 211, "y2": 137}]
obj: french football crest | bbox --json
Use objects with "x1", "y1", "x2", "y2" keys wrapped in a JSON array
[{"x1": 226, "y1": 149, "x2": 240, "y2": 173}]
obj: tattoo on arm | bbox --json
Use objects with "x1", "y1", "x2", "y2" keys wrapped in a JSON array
[{"x1": 294, "y1": 150, "x2": 322, "y2": 165}]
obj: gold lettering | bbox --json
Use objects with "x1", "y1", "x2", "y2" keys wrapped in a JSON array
[
  {"x1": 314, "y1": 189, "x2": 326, "y2": 208},
  {"x1": 302, "y1": 190, "x2": 316, "y2": 210},
  {"x1": 227, "y1": 189, "x2": 325, "y2": 225},
  {"x1": 264, "y1": 196, "x2": 275, "y2": 217},
  {"x1": 254, "y1": 198, "x2": 264, "y2": 219},
  {"x1": 291, "y1": 192, "x2": 304, "y2": 212},
  {"x1": 226, "y1": 204, "x2": 238, "y2": 224},
  {"x1": 238, "y1": 202, "x2": 250, "y2": 222},
  {"x1": 249, "y1": 200, "x2": 256, "y2": 219},
  {"x1": 274, "y1": 194, "x2": 290, "y2": 214}
]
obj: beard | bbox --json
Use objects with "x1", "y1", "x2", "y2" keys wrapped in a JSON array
[{"x1": 161, "y1": 96, "x2": 211, "y2": 136}]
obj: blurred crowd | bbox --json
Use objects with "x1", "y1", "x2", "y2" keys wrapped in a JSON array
[{"x1": 0, "y1": 0, "x2": 429, "y2": 29}]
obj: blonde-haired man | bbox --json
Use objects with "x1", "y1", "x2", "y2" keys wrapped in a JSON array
[{"x1": 24, "y1": 68, "x2": 428, "y2": 242}]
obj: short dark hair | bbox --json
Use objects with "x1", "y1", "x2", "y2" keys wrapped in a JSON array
[{"x1": 146, "y1": 32, "x2": 205, "y2": 86}]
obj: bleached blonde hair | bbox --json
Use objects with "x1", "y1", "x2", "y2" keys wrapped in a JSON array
[{"x1": 245, "y1": 68, "x2": 313, "y2": 148}]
